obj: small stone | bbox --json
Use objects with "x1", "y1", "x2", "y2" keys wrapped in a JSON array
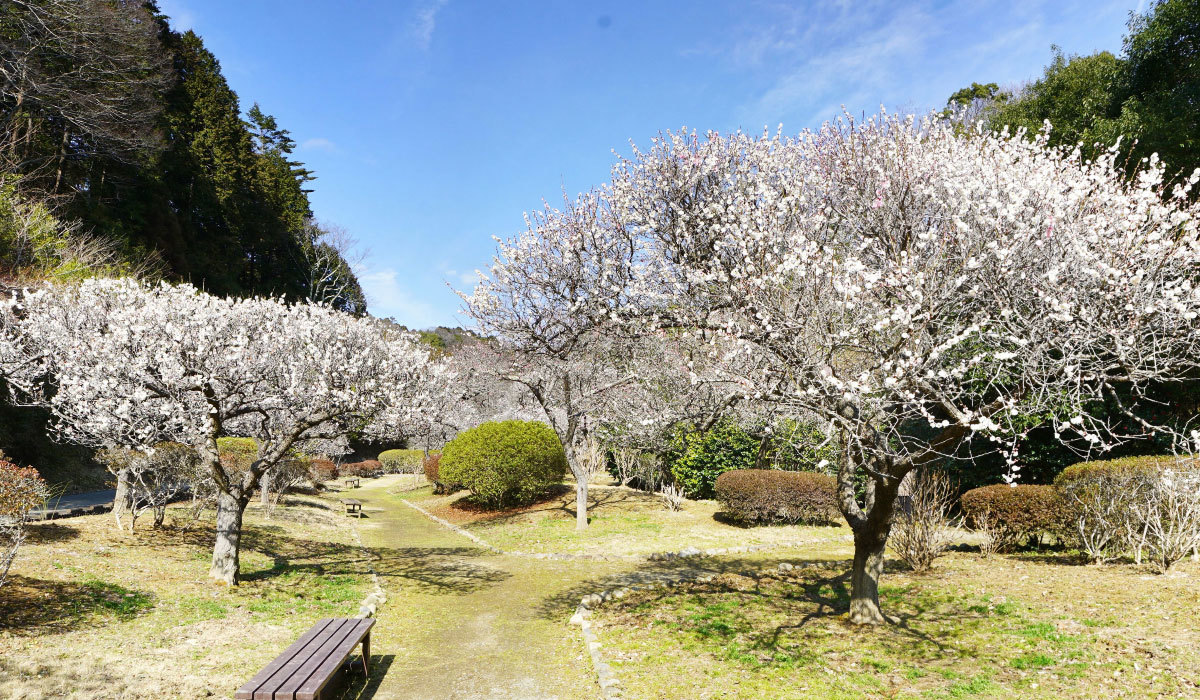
[{"x1": 778, "y1": 563, "x2": 794, "y2": 572}]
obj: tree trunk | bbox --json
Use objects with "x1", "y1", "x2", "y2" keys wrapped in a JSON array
[
  {"x1": 259, "y1": 472, "x2": 271, "y2": 506},
  {"x1": 575, "y1": 477, "x2": 588, "y2": 530},
  {"x1": 112, "y1": 468, "x2": 132, "y2": 531},
  {"x1": 209, "y1": 490, "x2": 248, "y2": 585},
  {"x1": 849, "y1": 527, "x2": 889, "y2": 625}
]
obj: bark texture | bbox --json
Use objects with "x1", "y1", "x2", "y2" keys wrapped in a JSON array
[{"x1": 209, "y1": 489, "x2": 248, "y2": 585}]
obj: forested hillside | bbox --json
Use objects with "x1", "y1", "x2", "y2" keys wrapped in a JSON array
[
  {"x1": 0, "y1": 0, "x2": 364, "y2": 310},
  {"x1": 0, "y1": 0, "x2": 366, "y2": 489}
]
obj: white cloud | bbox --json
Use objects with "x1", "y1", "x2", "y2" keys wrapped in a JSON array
[
  {"x1": 356, "y1": 265, "x2": 442, "y2": 328},
  {"x1": 299, "y1": 137, "x2": 339, "y2": 153},
  {"x1": 410, "y1": 0, "x2": 449, "y2": 51},
  {"x1": 444, "y1": 268, "x2": 480, "y2": 290}
]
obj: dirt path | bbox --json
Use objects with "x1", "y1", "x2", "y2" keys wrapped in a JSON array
[{"x1": 345, "y1": 477, "x2": 654, "y2": 700}]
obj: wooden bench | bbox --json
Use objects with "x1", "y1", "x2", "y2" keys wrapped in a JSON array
[
  {"x1": 340, "y1": 498, "x2": 362, "y2": 518},
  {"x1": 343, "y1": 476, "x2": 360, "y2": 488},
  {"x1": 235, "y1": 617, "x2": 374, "y2": 700}
]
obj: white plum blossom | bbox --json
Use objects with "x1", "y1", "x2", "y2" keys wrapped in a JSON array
[
  {"x1": 1, "y1": 278, "x2": 427, "y2": 584},
  {"x1": 475, "y1": 111, "x2": 1200, "y2": 624}
]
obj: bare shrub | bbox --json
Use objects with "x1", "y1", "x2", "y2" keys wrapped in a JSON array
[
  {"x1": 576, "y1": 436, "x2": 608, "y2": 483},
  {"x1": 1130, "y1": 468, "x2": 1200, "y2": 573},
  {"x1": 1059, "y1": 475, "x2": 1124, "y2": 563},
  {"x1": 611, "y1": 446, "x2": 640, "y2": 487},
  {"x1": 974, "y1": 507, "x2": 1001, "y2": 559},
  {"x1": 890, "y1": 470, "x2": 955, "y2": 572},
  {"x1": 262, "y1": 454, "x2": 311, "y2": 519},
  {"x1": 660, "y1": 484, "x2": 685, "y2": 512}
]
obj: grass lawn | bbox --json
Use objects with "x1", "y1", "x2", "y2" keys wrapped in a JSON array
[
  {"x1": 397, "y1": 481, "x2": 850, "y2": 557},
  {"x1": 0, "y1": 494, "x2": 373, "y2": 700},
  {"x1": 589, "y1": 546, "x2": 1200, "y2": 699}
]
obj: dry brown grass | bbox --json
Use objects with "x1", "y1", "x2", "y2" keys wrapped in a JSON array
[{"x1": 0, "y1": 495, "x2": 373, "y2": 700}]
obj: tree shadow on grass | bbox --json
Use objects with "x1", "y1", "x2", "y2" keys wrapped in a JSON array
[
  {"x1": 539, "y1": 555, "x2": 977, "y2": 663},
  {"x1": 117, "y1": 520, "x2": 509, "y2": 596},
  {"x1": 439, "y1": 484, "x2": 658, "y2": 527},
  {"x1": 0, "y1": 574, "x2": 154, "y2": 635},
  {"x1": 23, "y1": 521, "x2": 82, "y2": 544}
]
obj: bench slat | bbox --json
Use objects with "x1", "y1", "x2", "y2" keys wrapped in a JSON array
[
  {"x1": 276, "y1": 618, "x2": 372, "y2": 700},
  {"x1": 251, "y1": 619, "x2": 354, "y2": 700},
  {"x1": 235, "y1": 618, "x2": 337, "y2": 700},
  {"x1": 294, "y1": 619, "x2": 375, "y2": 700}
]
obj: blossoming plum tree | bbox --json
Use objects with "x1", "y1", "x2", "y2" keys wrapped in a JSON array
[
  {"x1": 3, "y1": 279, "x2": 427, "y2": 584},
  {"x1": 479, "y1": 112, "x2": 1200, "y2": 623}
]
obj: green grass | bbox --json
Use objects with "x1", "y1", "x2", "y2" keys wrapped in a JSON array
[{"x1": 72, "y1": 578, "x2": 155, "y2": 620}]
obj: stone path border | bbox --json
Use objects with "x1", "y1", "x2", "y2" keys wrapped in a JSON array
[
  {"x1": 345, "y1": 505, "x2": 388, "y2": 619},
  {"x1": 399, "y1": 498, "x2": 503, "y2": 553},
  {"x1": 571, "y1": 561, "x2": 810, "y2": 698}
]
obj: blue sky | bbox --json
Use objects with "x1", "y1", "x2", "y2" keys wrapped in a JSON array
[{"x1": 157, "y1": 0, "x2": 1142, "y2": 329}]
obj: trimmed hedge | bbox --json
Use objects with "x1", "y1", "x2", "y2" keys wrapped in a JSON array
[
  {"x1": 217, "y1": 437, "x2": 257, "y2": 475},
  {"x1": 960, "y1": 484, "x2": 1066, "y2": 552},
  {"x1": 379, "y1": 449, "x2": 426, "y2": 474},
  {"x1": 715, "y1": 469, "x2": 839, "y2": 525},
  {"x1": 341, "y1": 460, "x2": 382, "y2": 478},
  {"x1": 438, "y1": 421, "x2": 566, "y2": 508},
  {"x1": 309, "y1": 458, "x2": 338, "y2": 482},
  {"x1": 1054, "y1": 454, "x2": 1198, "y2": 485}
]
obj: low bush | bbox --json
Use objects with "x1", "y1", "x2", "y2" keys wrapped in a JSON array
[
  {"x1": 714, "y1": 469, "x2": 839, "y2": 525},
  {"x1": 423, "y1": 452, "x2": 450, "y2": 494},
  {"x1": 1, "y1": 460, "x2": 48, "y2": 587},
  {"x1": 341, "y1": 460, "x2": 382, "y2": 478},
  {"x1": 438, "y1": 421, "x2": 566, "y2": 508},
  {"x1": 960, "y1": 484, "x2": 1066, "y2": 553},
  {"x1": 1057, "y1": 455, "x2": 1200, "y2": 570},
  {"x1": 1055, "y1": 454, "x2": 1197, "y2": 485},
  {"x1": 217, "y1": 437, "x2": 258, "y2": 475},
  {"x1": 891, "y1": 470, "x2": 955, "y2": 572},
  {"x1": 378, "y1": 449, "x2": 425, "y2": 474},
  {"x1": 309, "y1": 458, "x2": 338, "y2": 483},
  {"x1": 666, "y1": 421, "x2": 760, "y2": 500}
]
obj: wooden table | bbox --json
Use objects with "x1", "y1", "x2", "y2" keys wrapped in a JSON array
[
  {"x1": 340, "y1": 498, "x2": 362, "y2": 518},
  {"x1": 343, "y1": 476, "x2": 360, "y2": 488},
  {"x1": 235, "y1": 617, "x2": 374, "y2": 700}
]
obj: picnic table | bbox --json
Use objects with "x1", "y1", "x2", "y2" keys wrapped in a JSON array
[
  {"x1": 235, "y1": 617, "x2": 374, "y2": 700},
  {"x1": 340, "y1": 498, "x2": 362, "y2": 518}
]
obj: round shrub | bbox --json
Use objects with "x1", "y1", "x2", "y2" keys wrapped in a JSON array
[
  {"x1": 308, "y1": 458, "x2": 338, "y2": 483},
  {"x1": 960, "y1": 484, "x2": 1066, "y2": 552},
  {"x1": 438, "y1": 421, "x2": 566, "y2": 508},
  {"x1": 379, "y1": 449, "x2": 425, "y2": 474},
  {"x1": 217, "y1": 437, "x2": 258, "y2": 475},
  {"x1": 715, "y1": 469, "x2": 839, "y2": 525},
  {"x1": 0, "y1": 460, "x2": 48, "y2": 522}
]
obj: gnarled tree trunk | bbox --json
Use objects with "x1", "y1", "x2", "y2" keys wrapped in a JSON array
[
  {"x1": 210, "y1": 488, "x2": 249, "y2": 585},
  {"x1": 112, "y1": 467, "x2": 132, "y2": 531},
  {"x1": 849, "y1": 523, "x2": 891, "y2": 625}
]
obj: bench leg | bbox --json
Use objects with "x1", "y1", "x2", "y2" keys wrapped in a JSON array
[{"x1": 362, "y1": 632, "x2": 371, "y2": 676}]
